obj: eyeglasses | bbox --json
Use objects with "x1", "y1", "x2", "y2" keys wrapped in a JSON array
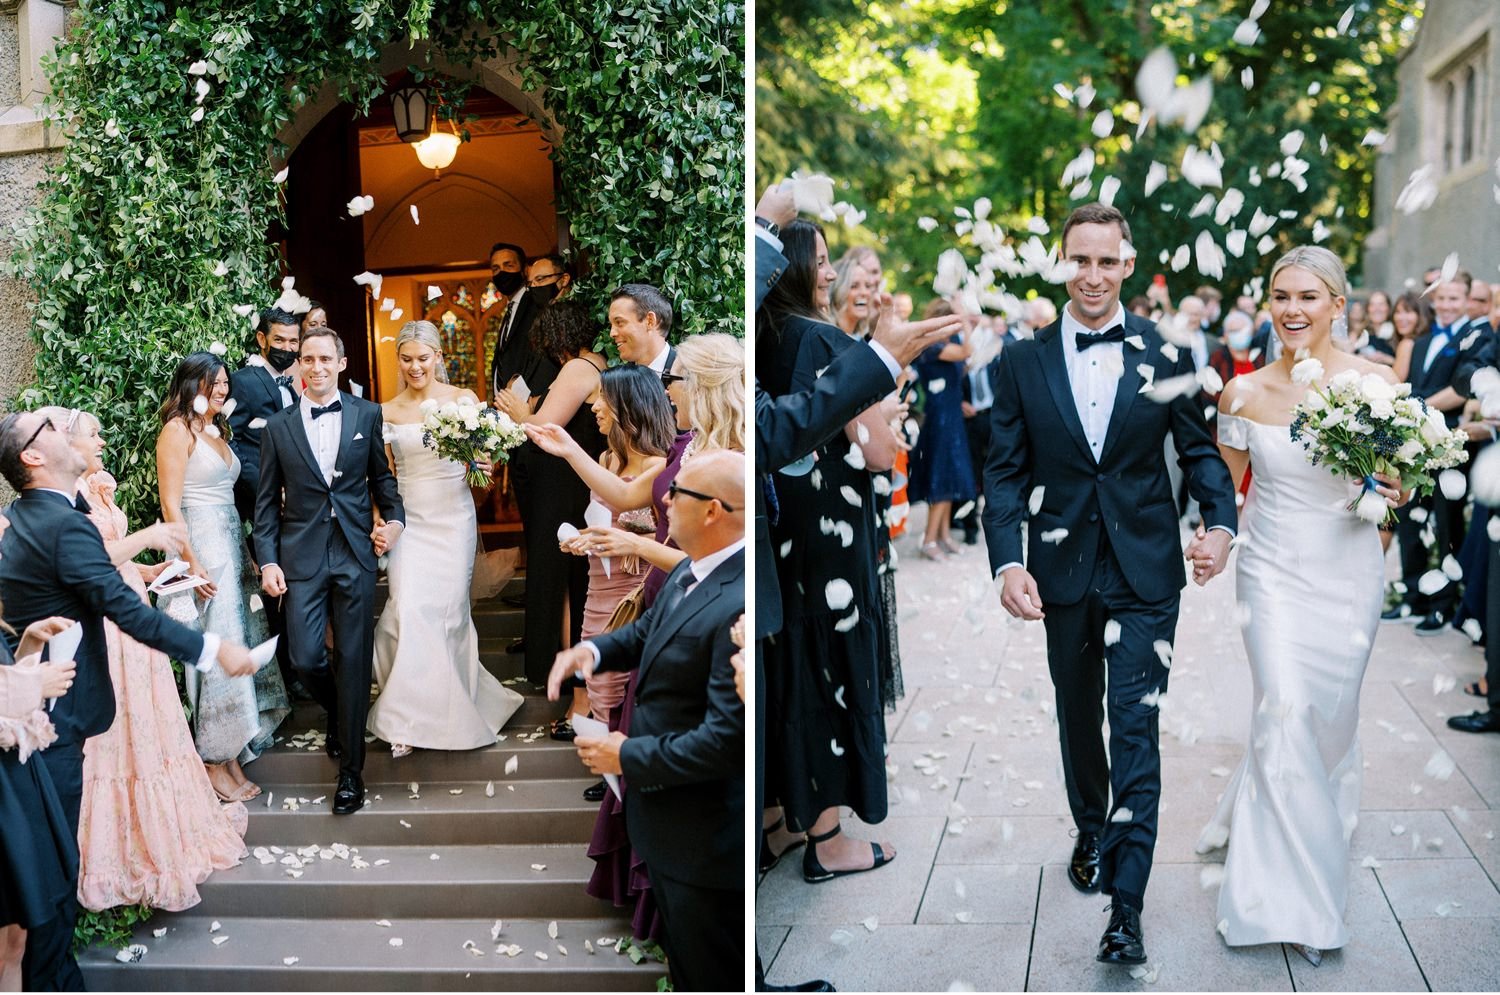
[
  {"x1": 529, "y1": 272, "x2": 564, "y2": 287},
  {"x1": 19, "y1": 417, "x2": 55, "y2": 453},
  {"x1": 667, "y1": 480, "x2": 735, "y2": 513},
  {"x1": 660, "y1": 372, "x2": 686, "y2": 388}
]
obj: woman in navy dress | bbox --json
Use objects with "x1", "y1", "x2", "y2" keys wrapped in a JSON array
[{"x1": 907, "y1": 301, "x2": 976, "y2": 559}]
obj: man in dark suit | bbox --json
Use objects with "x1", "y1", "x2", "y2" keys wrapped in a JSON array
[
  {"x1": 982, "y1": 203, "x2": 1237, "y2": 966},
  {"x1": 1389, "y1": 272, "x2": 1473, "y2": 629},
  {"x1": 487, "y1": 241, "x2": 537, "y2": 400},
  {"x1": 547, "y1": 449, "x2": 745, "y2": 993},
  {"x1": 0, "y1": 410, "x2": 256, "y2": 990},
  {"x1": 229, "y1": 306, "x2": 302, "y2": 693},
  {"x1": 608, "y1": 283, "x2": 677, "y2": 373},
  {"x1": 254, "y1": 327, "x2": 404, "y2": 814}
]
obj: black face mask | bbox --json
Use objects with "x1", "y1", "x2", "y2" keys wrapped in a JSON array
[
  {"x1": 492, "y1": 271, "x2": 525, "y2": 296},
  {"x1": 265, "y1": 346, "x2": 299, "y2": 372},
  {"x1": 528, "y1": 283, "x2": 560, "y2": 308}
]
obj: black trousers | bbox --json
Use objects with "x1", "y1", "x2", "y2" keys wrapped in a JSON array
[
  {"x1": 21, "y1": 741, "x2": 85, "y2": 992},
  {"x1": 1486, "y1": 533, "x2": 1500, "y2": 711},
  {"x1": 284, "y1": 525, "x2": 376, "y2": 779},
  {"x1": 1041, "y1": 538, "x2": 1177, "y2": 911},
  {"x1": 951, "y1": 412, "x2": 991, "y2": 534},
  {"x1": 651, "y1": 870, "x2": 743, "y2": 992},
  {"x1": 515, "y1": 447, "x2": 590, "y2": 685}
]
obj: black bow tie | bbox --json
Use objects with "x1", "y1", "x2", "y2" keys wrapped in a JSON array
[
  {"x1": 310, "y1": 399, "x2": 342, "y2": 420},
  {"x1": 1075, "y1": 325, "x2": 1125, "y2": 351},
  {"x1": 275, "y1": 375, "x2": 294, "y2": 391}
]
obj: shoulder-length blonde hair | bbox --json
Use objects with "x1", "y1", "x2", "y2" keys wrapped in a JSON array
[
  {"x1": 676, "y1": 333, "x2": 745, "y2": 452},
  {"x1": 395, "y1": 321, "x2": 450, "y2": 387}
]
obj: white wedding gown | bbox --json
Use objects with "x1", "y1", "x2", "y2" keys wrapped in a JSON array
[
  {"x1": 368, "y1": 422, "x2": 523, "y2": 750},
  {"x1": 1197, "y1": 413, "x2": 1383, "y2": 950}
]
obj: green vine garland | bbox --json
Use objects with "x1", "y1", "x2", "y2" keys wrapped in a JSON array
[{"x1": 9, "y1": 0, "x2": 745, "y2": 525}]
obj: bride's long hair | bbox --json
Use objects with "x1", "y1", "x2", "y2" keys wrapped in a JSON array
[{"x1": 394, "y1": 321, "x2": 450, "y2": 388}]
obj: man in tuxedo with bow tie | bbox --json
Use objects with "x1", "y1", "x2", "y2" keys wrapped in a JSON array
[
  {"x1": 546, "y1": 449, "x2": 745, "y2": 992},
  {"x1": 0, "y1": 410, "x2": 257, "y2": 990},
  {"x1": 255, "y1": 327, "x2": 404, "y2": 814},
  {"x1": 230, "y1": 306, "x2": 302, "y2": 692},
  {"x1": 982, "y1": 203, "x2": 1237, "y2": 966}
]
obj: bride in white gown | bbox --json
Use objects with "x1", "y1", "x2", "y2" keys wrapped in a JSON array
[
  {"x1": 368, "y1": 321, "x2": 522, "y2": 756},
  {"x1": 1194, "y1": 247, "x2": 1408, "y2": 966}
]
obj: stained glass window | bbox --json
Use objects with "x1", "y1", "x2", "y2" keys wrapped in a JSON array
[
  {"x1": 480, "y1": 283, "x2": 502, "y2": 311},
  {"x1": 437, "y1": 308, "x2": 476, "y2": 390},
  {"x1": 453, "y1": 284, "x2": 474, "y2": 310}
]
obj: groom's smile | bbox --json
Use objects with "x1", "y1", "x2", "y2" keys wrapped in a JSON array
[{"x1": 1062, "y1": 220, "x2": 1134, "y2": 329}]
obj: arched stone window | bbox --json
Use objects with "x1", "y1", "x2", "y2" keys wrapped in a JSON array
[{"x1": 1461, "y1": 65, "x2": 1476, "y2": 164}]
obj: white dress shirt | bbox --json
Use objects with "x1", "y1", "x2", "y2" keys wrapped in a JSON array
[
  {"x1": 246, "y1": 355, "x2": 295, "y2": 407},
  {"x1": 299, "y1": 393, "x2": 343, "y2": 487},
  {"x1": 1061, "y1": 301, "x2": 1127, "y2": 463},
  {"x1": 1422, "y1": 316, "x2": 1469, "y2": 374},
  {"x1": 646, "y1": 341, "x2": 673, "y2": 374}
]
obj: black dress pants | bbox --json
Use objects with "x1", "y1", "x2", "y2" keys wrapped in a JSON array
[
  {"x1": 20, "y1": 741, "x2": 86, "y2": 992},
  {"x1": 651, "y1": 869, "x2": 743, "y2": 992},
  {"x1": 1041, "y1": 538, "x2": 1178, "y2": 911},
  {"x1": 284, "y1": 525, "x2": 376, "y2": 779},
  {"x1": 1486, "y1": 533, "x2": 1500, "y2": 712}
]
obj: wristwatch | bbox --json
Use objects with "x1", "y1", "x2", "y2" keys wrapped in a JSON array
[{"x1": 754, "y1": 216, "x2": 780, "y2": 239}]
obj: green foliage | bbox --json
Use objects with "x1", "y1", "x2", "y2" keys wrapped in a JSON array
[
  {"x1": 73, "y1": 903, "x2": 153, "y2": 953},
  {"x1": 11, "y1": 0, "x2": 743, "y2": 526},
  {"x1": 758, "y1": 0, "x2": 1420, "y2": 304}
]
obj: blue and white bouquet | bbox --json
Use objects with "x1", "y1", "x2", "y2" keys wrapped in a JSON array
[
  {"x1": 419, "y1": 396, "x2": 526, "y2": 486},
  {"x1": 1288, "y1": 355, "x2": 1469, "y2": 524}
]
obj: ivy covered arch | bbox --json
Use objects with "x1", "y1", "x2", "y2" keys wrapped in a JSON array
[{"x1": 10, "y1": 0, "x2": 745, "y2": 522}]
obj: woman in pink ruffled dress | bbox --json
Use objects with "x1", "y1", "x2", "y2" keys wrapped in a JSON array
[{"x1": 40, "y1": 407, "x2": 247, "y2": 912}]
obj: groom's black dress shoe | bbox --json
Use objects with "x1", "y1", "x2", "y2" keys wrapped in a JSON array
[
  {"x1": 1068, "y1": 832, "x2": 1102, "y2": 892},
  {"x1": 1447, "y1": 710, "x2": 1500, "y2": 733},
  {"x1": 333, "y1": 773, "x2": 364, "y2": 815},
  {"x1": 761, "y1": 982, "x2": 836, "y2": 992},
  {"x1": 1096, "y1": 903, "x2": 1146, "y2": 965},
  {"x1": 325, "y1": 728, "x2": 343, "y2": 761}
]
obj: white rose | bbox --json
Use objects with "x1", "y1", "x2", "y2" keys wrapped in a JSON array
[
  {"x1": 1360, "y1": 374, "x2": 1395, "y2": 403},
  {"x1": 1395, "y1": 439, "x2": 1424, "y2": 463},
  {"x1": 419, "y1": 398, "x2": 440, "y2": 415},
  {"x1": 1420, "y1": 409, "x2": 1447, "y2": 445},
  {"x1": 1368, "y1": 398, "x2": 1394, "y2": 420},
  {"x1": 1291, "y1": 357, "x2": 1324, "y2": 385},
  {"x1": 1304, "y1": 390, "x2": 1326, "y2": 412},
  {"x1": 1328, "y1": 369, "x2": 1359, "y2": 391}
]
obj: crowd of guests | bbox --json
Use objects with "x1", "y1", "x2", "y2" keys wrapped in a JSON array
[{"x1": 0, "y1": 246, "x2": 747, "y2": 990}]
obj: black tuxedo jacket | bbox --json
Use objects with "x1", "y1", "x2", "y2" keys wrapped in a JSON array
[
  {"x1": 1409, "y1": 320, "x2": 1468, "y2": 424},
  {"x1": 228, "y1": 362, "x2": 294, "y2": 524},
  {"x1": 490, "y1": 288, "x2": 546, "y2": 396},
  {"x1": 981, "y1": 312, "x2": 1236, "y2": 606},
  {"x1": 753, "y1": 346, "x2": 894, "y2": 637},
  {"x1": 1452, "y1": 319, "x2": 1496, "y2": 400},
  {"x1": 0, "y1": 489, "x2": 205, "y2": 746},
  {"x1": 593, "y1": 551, "x2": 745, "y2": 889},
  {"x1": 253, "y1": 393, "x2": 404, "y2": 580}
]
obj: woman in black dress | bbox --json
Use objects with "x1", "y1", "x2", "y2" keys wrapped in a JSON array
[
  {"x1": 493, "y1": 301, "x2": 607, "y2": 710},
  {"x1": 759, "y1": 219, "x2": 900, "y2": 882}
]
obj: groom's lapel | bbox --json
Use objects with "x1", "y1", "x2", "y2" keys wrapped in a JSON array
[
  {"x1": 1099, "y1": 323, "x2": 1145, "y2": 465},
  {"x1": 287, "y1": 400, "x2": 327, "y2": 486},
  {"x1": 1037, "y1": 325, "x2": 1096, "y2": 465},
  {"x1": 333, "y1": 391, "x2": 359, "y2": 484}
]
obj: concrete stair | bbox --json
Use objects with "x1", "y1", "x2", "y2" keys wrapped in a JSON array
[{"x1": 79, "y1": 573, "x2": 667, "y2": 990}]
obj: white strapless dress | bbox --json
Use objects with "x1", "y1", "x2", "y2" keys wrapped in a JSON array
[
  {"x1": 1197, "y1": 414, "x2": 1384, "y2": 950},
  {"x1": 368, "y1": 422, "x2": 522, "y2": 750}
]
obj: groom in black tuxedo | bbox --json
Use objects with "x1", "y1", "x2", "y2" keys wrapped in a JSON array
[
  {"x1": 982, "y1": 203, "x2": 1237, "y2": 965},
  {"x1": 255, "y1": 326, "x2": 404, "y2": 814}
]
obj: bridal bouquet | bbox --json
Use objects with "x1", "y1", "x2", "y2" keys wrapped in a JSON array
[
  {"x1": 419, "y1": 397, "x2": 526, "y2": 486},
  {"x1": 1288, "y1": 355, "x2": 1469, "y2": 524}
]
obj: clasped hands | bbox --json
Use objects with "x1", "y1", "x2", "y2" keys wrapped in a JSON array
[
  {"x1": 560, "y1": 526, "x2": 637, "y2": 558},
  {"x1": 1183, "y1": 526, "x2": 1233, "y2": 587}
]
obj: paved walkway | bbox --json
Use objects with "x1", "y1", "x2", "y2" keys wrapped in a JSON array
[{"x1": 758, "y1": 523, "x2": 1500, "y2": 992}]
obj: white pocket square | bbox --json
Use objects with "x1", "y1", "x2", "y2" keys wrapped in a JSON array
[{"x1": 354, "y1": 433, "x2": 364, "y2": 440}]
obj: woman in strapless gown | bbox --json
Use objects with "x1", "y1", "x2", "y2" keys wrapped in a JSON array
[
  {"x1": 39, "y1": 406, "x2": 248, "y2": 912},
  {"x1": 368, "y1": 322, "x2": 523, "y2": 756},
  {"x1": 1195, "y1": 248, "x2": 1408, "y2": 966},
  {"x1": 157, "y1": 354, "x2": 290, "y2": 802}
]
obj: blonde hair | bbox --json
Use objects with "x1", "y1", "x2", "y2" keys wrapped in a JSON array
[
  {"x1": 395, "y1": 321, "x2": 450, "y2": 387},
  {"x1": 33, "y1": 405, "x2": 96, "y2": 438},
  {"x1": 675, "y1": 333, "x2": 745, "y2": 453},
  {"x1": 1270, "y1": 246, "x2": 1348, "y2": 302}
]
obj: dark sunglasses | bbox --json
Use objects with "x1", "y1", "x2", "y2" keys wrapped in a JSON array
[
  {"x1": 660, "y1": 372, "x2": 686, "y2": 387},
  {"x1": 668, "y1": 480, "x2": 735, "y2": 513},
  {"x1": 19, "y1": 417, "x2": 55, "y2": 453}
]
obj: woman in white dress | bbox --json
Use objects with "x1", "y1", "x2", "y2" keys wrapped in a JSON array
[
  {"x1": 368, "y1": 321, "x2": 523, "y2": 757},
  {"x1": 1196, "y1": 247, "x2": 1409, "y2": 966}
]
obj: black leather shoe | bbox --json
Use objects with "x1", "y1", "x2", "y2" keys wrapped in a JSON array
[
  {"x1": 1415, "y1": 610, "x2": 1450, "y2": 635},
  {"x1": 1447, "y1": 710, "x2": 1500, "y2": 733},
  {"x1": 762, "y1": 982, "x2": 836, "y2": 992},
  {"x1": 325, "y1": 729, "x2": 343, "y2": 761},
  {"x1": 333, "y1": 773, "x2": 364, "y2": 815},
  {"x1": 1068, "y1": 832, "x2": 1102, "y2": 892},
  {"x1": 1097, "y1": 903, "x2": 1146, "y2": 964},
  {"x1": 1380, "y1": 602, "x2": 1417, "y2": 623},
  {"x1": 583, "y1": 780, "x2": 607, "y2": 802}
]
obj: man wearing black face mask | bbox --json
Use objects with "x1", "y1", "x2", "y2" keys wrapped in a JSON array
[
  {"x1": 488, "y1": 241, "x2": 533, "y2": 402},
  {"x1": 515, "y1": 254, "x2": 572, "y2": 397},
  {"x1": 229, "y1": 305, "x2": 304, "y2": 696}
]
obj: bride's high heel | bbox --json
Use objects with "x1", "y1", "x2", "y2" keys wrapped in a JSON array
[
  {"x1": 391, "y1": 743, "x2": 413, "y2": 759},
  {"x1": 1290, "y1": 943, "x2": 1322, "y2": 967}
]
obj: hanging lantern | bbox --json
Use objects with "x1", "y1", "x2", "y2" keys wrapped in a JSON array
[{"x1": 391, "y1": 86, "x2": 432, "y2": 144}]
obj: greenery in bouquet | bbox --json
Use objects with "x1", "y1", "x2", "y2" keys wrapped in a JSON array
[
  {"x1": 417, "y1": 397, "x2": 525, "y2": 486},
  {"x1": 1288, "y1": 354, "x2": 1468, "y2": 525}
]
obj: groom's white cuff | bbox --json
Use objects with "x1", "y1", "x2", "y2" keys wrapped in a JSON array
[
  {"x1": 196, "y1": 632, "x2": 222, "y2": 674},
  {"x1": 995, "y1": 561, "x2": 1022, "y2": 576},
  {"x1": 1207, "y1": 524, "x2": 1236, "y2": 538},
  {"x1": 581, "y1": 641, "x2": 601, "y2": 669}
]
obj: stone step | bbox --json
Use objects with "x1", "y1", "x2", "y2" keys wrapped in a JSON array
[
  {"x1": 244, "y1": 778, "x2": 601, "y2": 847},
  {"x1": 183, "y1": 844, "x2": 612, "y2": 920},
  {"x1": 79, "y1": 915, "x2": 664, "y2": 991}
]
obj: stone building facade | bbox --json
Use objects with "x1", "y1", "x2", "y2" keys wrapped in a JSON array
[{"x1": 1364, "y1": 0, "x2": 1500, "y2": 292}]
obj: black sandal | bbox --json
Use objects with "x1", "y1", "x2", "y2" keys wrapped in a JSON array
[
  {"x1": 1466, "y1": 680, "x2": 1488, "y2": 698},
  {"x1": 758, "y1": 815, "x2": 806, "y2": 873},
  {"x1": 802, "y1": 824, "x2": 894, "y2": 884},
  {"x1": 549, "y1": 716, "x2": 576, "y2": 742}
]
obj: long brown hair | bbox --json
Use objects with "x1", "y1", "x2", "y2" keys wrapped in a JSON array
[
  {"x1": 158, "y1": 352, "x2": 231, "y2": 442},
  {"x1": 598, "y1": 365, "x2": 675, "y2": 469}
]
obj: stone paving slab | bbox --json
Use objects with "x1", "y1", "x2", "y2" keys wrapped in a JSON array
[{"x1": 759, "y1": 529, "x2": 1500, "y2": 991}]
